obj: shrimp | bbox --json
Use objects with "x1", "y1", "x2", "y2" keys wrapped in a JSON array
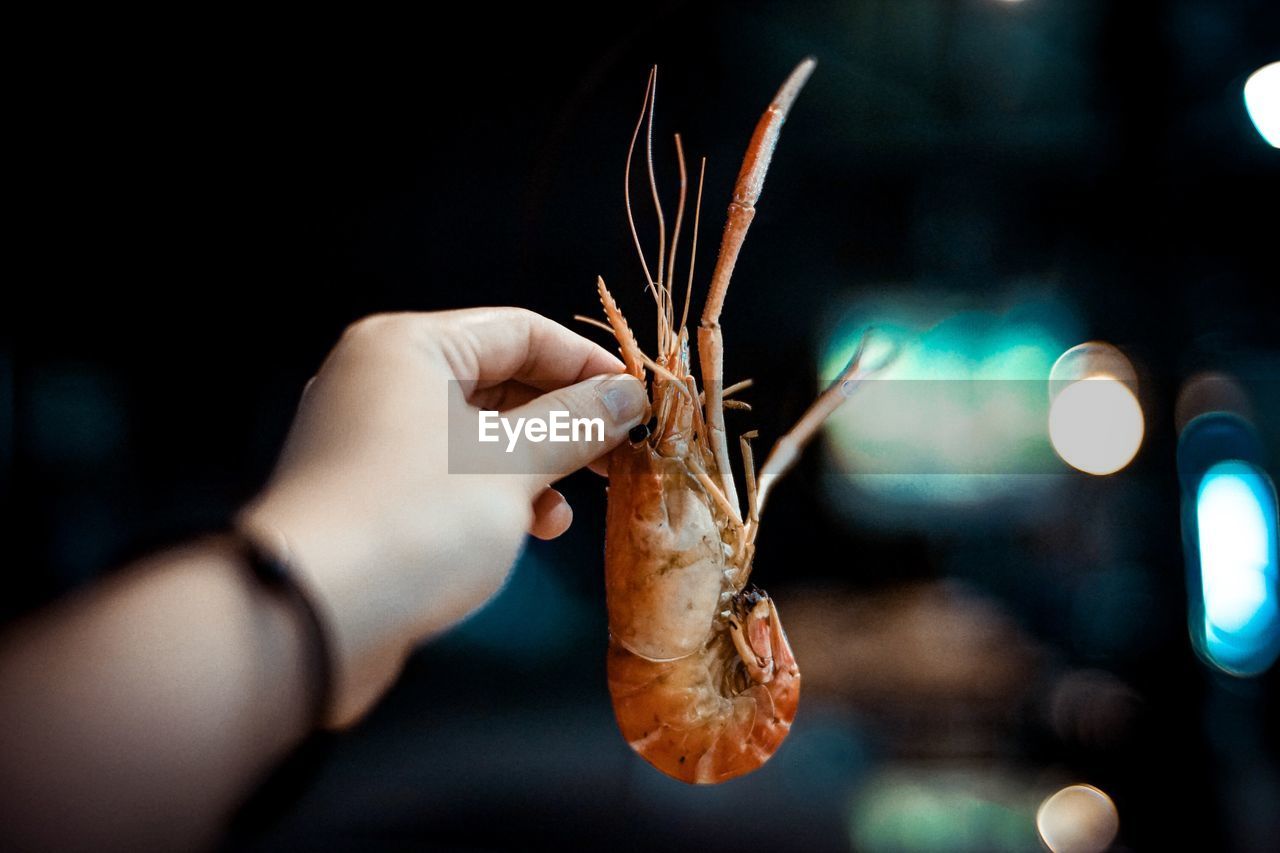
[{"x1": 583, "y1": 58, "x2": 878, "y2": 784}]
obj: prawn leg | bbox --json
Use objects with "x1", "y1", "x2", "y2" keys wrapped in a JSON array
[
  {"x1": 699, "y1": 58, "x2": 816, "y2": 516},
  {"x1": 752, "y1": 333, "x2": 881, "y2": 521}
]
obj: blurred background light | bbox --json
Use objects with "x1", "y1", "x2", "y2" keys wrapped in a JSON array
[
  {"x1": 1179, "y1": 412, "x2": 1280, "y2": 677},
  {"x1": 1175, "y1": 371, "x2": 1254, "y2": 434},
  {"x1": 848, "y1": 767, "x2": 1040, "y2": 853},
  {"x1": 1048, "y1": 379, "x2": 1144, "y2": 475},
  {"x1": 1244, "y1": 61, "x2": 1280, "y2": 148},
  {"x1": 1196, "y1": 462, "x2": 1279, "y2": 672},
  {"x1": 1035, "y1": 784, "x2": 1119, "y2": 853},
  {"x1": 821, "y1": 289, "x2": 1081, "y2": 526},
  {"x1": 1048, "y1": 342, "x2": 1144, "y2": 476}
]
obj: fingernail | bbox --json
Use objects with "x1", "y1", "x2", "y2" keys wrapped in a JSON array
[{"x1": 595, "y1": 373, "x2": 646, "y2": 423}]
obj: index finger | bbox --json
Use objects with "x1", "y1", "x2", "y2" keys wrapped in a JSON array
[{"x1": 430, "y1": 307, "x2": 625, "y2": 396}]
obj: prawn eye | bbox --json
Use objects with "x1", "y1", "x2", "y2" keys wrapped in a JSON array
[{"x1": 629, "y1": 422, "x2": 651, "y2": 444}]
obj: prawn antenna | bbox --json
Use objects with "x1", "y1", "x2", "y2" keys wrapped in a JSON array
[
  {"x1": 680, "y1": 156, "x2": 706, "y2": 336},
  {"x1": 666, "y1": 133, "x2": 689, "y2": 348},
  {"x1": 646, "y1": 67, "x2": 669, "y2": 354},
  {"x1": 625, "y1": 67, "x2": 660, "y2": 308}
]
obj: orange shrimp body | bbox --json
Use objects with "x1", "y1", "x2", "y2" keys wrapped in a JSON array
[
  {"x1": 605, "y1": 442, "x2": 800, "y2": 782},
  {"x1": 607, "y1": 608, "x2": 799, "y2": 784},
  {"x1": 589, "y1": 59, "x2": 875, "y2": 784}
]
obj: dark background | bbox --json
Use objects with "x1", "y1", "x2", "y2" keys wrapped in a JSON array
[{"x1": 7, "y1": 1, "x2": 1280, "y2": 850}]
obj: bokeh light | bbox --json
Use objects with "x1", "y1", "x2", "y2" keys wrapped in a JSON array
[
  {"x1": 1174, "y1": 371, "x2": 1253, "y2": 434},
  {"x1": 1244, "y1": 61, "x2": 1280, "y2": 148},
  {"x1": 1048, "y1": 342, "x2": 1144, "y2": 475},
  {"x1": 1035, "y1": 784, "x2": 1119, "y2": 853},
  {"x1": 821, "y1": 290, "x2": 1081, "y2": 522},
  {"x1": 1196, "y1": 461, "x2": 1279, "y2": 674},
  {"x1": 1048, "y1": 379, "x2": 1144, "y2": 475},
  {"x1": 849, "y1": 768, "x2": 1040, "y2": 852},
  {"x1": 1178, "y1": 411, "x2": 1280, "y2": 677}
]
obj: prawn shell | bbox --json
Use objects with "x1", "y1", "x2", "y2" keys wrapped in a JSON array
[
  {"x1": 607, "y1": 633, "x2": 800, "y2": 784},
  {"x1": 604, "y1": 444, "x2": 725, "y2": 661}
]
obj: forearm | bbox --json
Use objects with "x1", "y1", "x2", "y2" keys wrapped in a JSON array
[
  {"x1": 0, "y1": 536, "x2": 313, "y2": 851},
  {"x1": 239, "y1": 476, "x2": 529, "y2": 728}
]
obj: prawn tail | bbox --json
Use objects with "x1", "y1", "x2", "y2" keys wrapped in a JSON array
[{"x1": 605, "y1": 628, "x2": 799, "y2": 785}]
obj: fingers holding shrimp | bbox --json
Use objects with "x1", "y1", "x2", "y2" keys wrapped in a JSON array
[
  {"x1": 429, "y1": 307, "x2": 627, "y2": 397},
  {"x1": 421, "y1": 308, "x2": 641, "y2": 487},
  {"x1": 504, "y1": 373, "x2": 647, "y2": 494}
]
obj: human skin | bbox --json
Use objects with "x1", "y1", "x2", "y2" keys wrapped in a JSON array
[{"x1": 0, "y1": 308, "x2": 646, "y2": 851}]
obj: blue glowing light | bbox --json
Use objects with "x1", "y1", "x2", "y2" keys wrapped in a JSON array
[
  {"x1": 1194, "y1": 461, "x2": 1279, "y2": 674},
  {"x1": 1178, "y1": 410, "x2": 1279, "y2": 676}
]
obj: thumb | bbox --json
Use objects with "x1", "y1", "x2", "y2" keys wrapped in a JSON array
[{"x1": 507, "y1": 373, "x2": 647, "y2": 490}]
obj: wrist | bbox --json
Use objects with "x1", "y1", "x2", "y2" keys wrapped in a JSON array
[
  {"x1": 224, "y1": 528, "x2": 333, "y2": 738},
  {"x1": 237, "y1": 489, "x2": 398, "y2": 729}
]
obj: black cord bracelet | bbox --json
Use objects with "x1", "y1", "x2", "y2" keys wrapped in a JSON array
[{"x1": 230, "y1": 530, "x2": 334, "y2": 734}]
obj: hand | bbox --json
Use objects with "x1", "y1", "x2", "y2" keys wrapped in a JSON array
[{"x1": 239, "y1": 308, "x2": 646, "y2": 727}]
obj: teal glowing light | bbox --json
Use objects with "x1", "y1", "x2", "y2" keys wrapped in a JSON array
[
  {"x1": 1194, "y1": 461, "x2": 1280, "y2": 674},
  {"x1": 820, "y1": 290, "x2": 1081, "y2": 521},
  {"x1": 848, "y1": 769, "x2": 1040, "y2": 853}
]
